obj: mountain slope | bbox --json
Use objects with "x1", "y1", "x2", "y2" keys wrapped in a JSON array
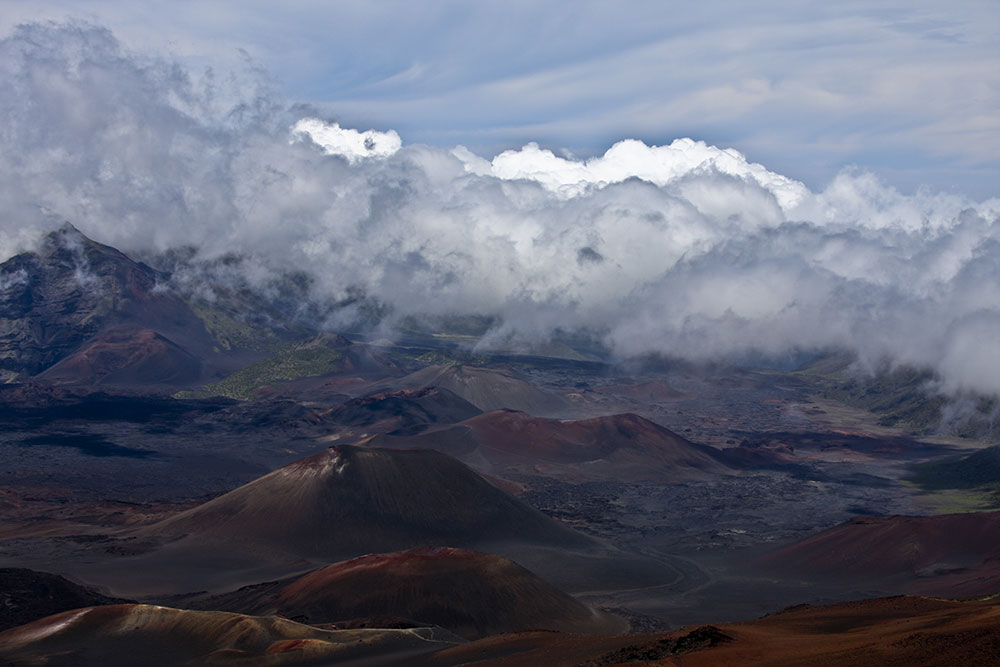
[
  {"x1": 366, "y1": 410, "x2": 734, "y2": 482},
  {"x1": 0, "y1": 224, "x2": 214, "y2": 379},
  {"x1": 190, "y1": 547, "x2": 621, "y2": 639},
  {"x1": 142, "y1": 445, "x2": 594, "y2": 561},
  {"x1": 321, "y1": 388, "x2": 482, "y2": 436},
  {"x1": 0, "y1": 569, "x2": 131, "y2": 632},
  {"x1": 432, "y1": 596, "x2": 1000, "y2": 667},
  {"x1": 0, "y1": 604, "x2": 459, "y2": 666},
  {"x1": 207, "y1": 334, "x2": 404, "y2": 400},
  {"x1": 36, "y1": 326, "x2": 202, "y2": 386},
  {"x1": 384, "y1": 364, "x2": 569, "y2": 416},
  {"x1": 759, "y1": 511, "x2": 1000, "y2": 596}
]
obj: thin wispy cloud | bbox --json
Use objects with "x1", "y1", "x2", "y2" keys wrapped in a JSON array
[{"x1": 3, "y1": 2, "x2": 997, "y2": 194}]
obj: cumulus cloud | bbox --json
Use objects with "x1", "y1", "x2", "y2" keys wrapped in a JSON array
[
  {"x1": 1, "y1": 21, "x2": 999, "y2": 398},
  {"x1": 5, "y1": 2, "x2": 998, "y2": 196},
  {"x1": 291, "y1": 118, "x2": 401, "y2": 162},
  {"x1": 457, "y1": 139, "x2": 808, "y2": 209}
]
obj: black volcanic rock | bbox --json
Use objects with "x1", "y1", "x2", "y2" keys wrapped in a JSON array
[
  {"x1": 0, "y1": 568, "x2": 131, "y2": 631},
  {"x1": 0, "y1": 384, "x2": 235, "y2": 428},
  {"x1": 0, "y1": 225, "x2": 213, "y2": 379}
]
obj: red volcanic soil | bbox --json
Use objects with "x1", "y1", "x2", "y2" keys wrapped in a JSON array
[
  {"x1": 367, "y1": 410, "x2": 733, "y2": 483},
  {"x1": 385, "y1": 364, "x2": 569, "y2": 415},
  {"x1": 759, "y1": 511, "x2": 1000, "y2": 597},
  {"x1": 925, "y1": 556, "x2": 1000, "y2": 599},
  {"x1": 426, "y1": 596, "x2": 1000, "y2": 666},
  {"x1": 140, "y1": 445, "x2": 594, "y2": 561},
  {"x1": 0, "y1": 604, "x2": 459, "y2": 666},
  {"x1": 4, "y1": 596, "x2": 998, "y2": 666},
  {"x1": 193, "y1": 547, "x2": 623, "y2": 639},
  {"x1": 37, "y1": 326, "x2": 202, "y2": 386}
]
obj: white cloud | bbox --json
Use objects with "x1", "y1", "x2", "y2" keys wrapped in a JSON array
[
  {"x1": 5, "y1": 2, "x2": 998, "y2": 195},
  {"x1": 291, "y1": 117, "x2": 401, "y2": 162},
  {"x1": 461, "y1": 138, "x2": 808, "y2": 209},
  {"x1": 1, "y1": 21, "x2": 999, "y2": 399}
]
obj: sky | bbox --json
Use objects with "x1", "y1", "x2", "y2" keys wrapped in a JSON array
[
  {"x1": 0, "y1": 4, "x2": 998, "y2": 400},
  {"x1": 2, "y1": 0, "x2": 998, "y2": 196}
]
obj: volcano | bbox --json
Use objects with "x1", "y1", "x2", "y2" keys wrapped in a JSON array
[
  {"x1": 0, "y1": 225, "x2": 215, "y2": 380},
  {"x1": 190, "y1": 547, "x2": 622, "y2": 639},
  {"x1": 142, "y1": 445, "x2": 594, "y2": 562},
  {"x1": 36, "y1": 326, "x2": 202, "y2": 387},
  {"x1": 759, "y1": 510, "x2": 1000, "y2": 597},
  {"x1": 366, "y1": 410, "x2": 734, "y2": 482}
]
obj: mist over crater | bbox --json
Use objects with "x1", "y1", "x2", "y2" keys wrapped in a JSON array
[{"x1": 1, "y1": 21, "x2": 998, "y2": 396}]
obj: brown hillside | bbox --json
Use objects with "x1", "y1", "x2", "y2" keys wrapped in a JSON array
[
  {"x1": 141, "y1": 445, "x2": 594, "y2": 561},
  {"x1": 368, "y1": 410, "x2": 733, "y2": 482},
  {"x1": 194, "y1": 547, "x2": 623, "y2": 639},
  {"x1": 759, "y1": 511, "x2": 1000, "y2": 597},
  {"x1": 0, "y1": 604, "x2": 458, "y2": 666},
  {"x1": 37, "y1": 326, "x2": 202, "y2": 386},
  {"x1": 385, "y1": 364, "x2": 569, "y2": 415},
  {"x1": 321, "y1": 387, "x2": 482, "y2": 436},
  {"x1": 428, "y1": 595, "x2": 1000, "y2": 666}
]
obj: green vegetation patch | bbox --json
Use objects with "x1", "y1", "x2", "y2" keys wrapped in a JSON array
[
  {"x1": 909, "y1": 445, "x2": 1000, "y2": 491},
  {"x1": 907, "y1": 445, "x2": 1000, "y2": 514},
  {"x1": 205, "y1": 346, "x2": 343, "y2": 400},
  {"x1": 797, "y1": 353, "x2": 997, "y2": 439},
  {"x1": 908, "y1": 485, "x2": 1000, "y2": 515},
  {"x1": 376, "y1": 344, "x2": 487, "y2": 370},
  {"x1": 190, "y1": 302, "x2": 284, "y2": 353},
  {"x1": 807, "y1": 364, "x2": 945, "y2": 433}
]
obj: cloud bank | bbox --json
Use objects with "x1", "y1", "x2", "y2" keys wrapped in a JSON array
[
  {"x1": 6, "y1": 2, "x2": 998, "y2": 196},
  {"x1": 454, "y1": 139, "x2": 808, "y2": 209},
  {"x1": 1, "y1": 22, "x2": 999, "y2": 396}
]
